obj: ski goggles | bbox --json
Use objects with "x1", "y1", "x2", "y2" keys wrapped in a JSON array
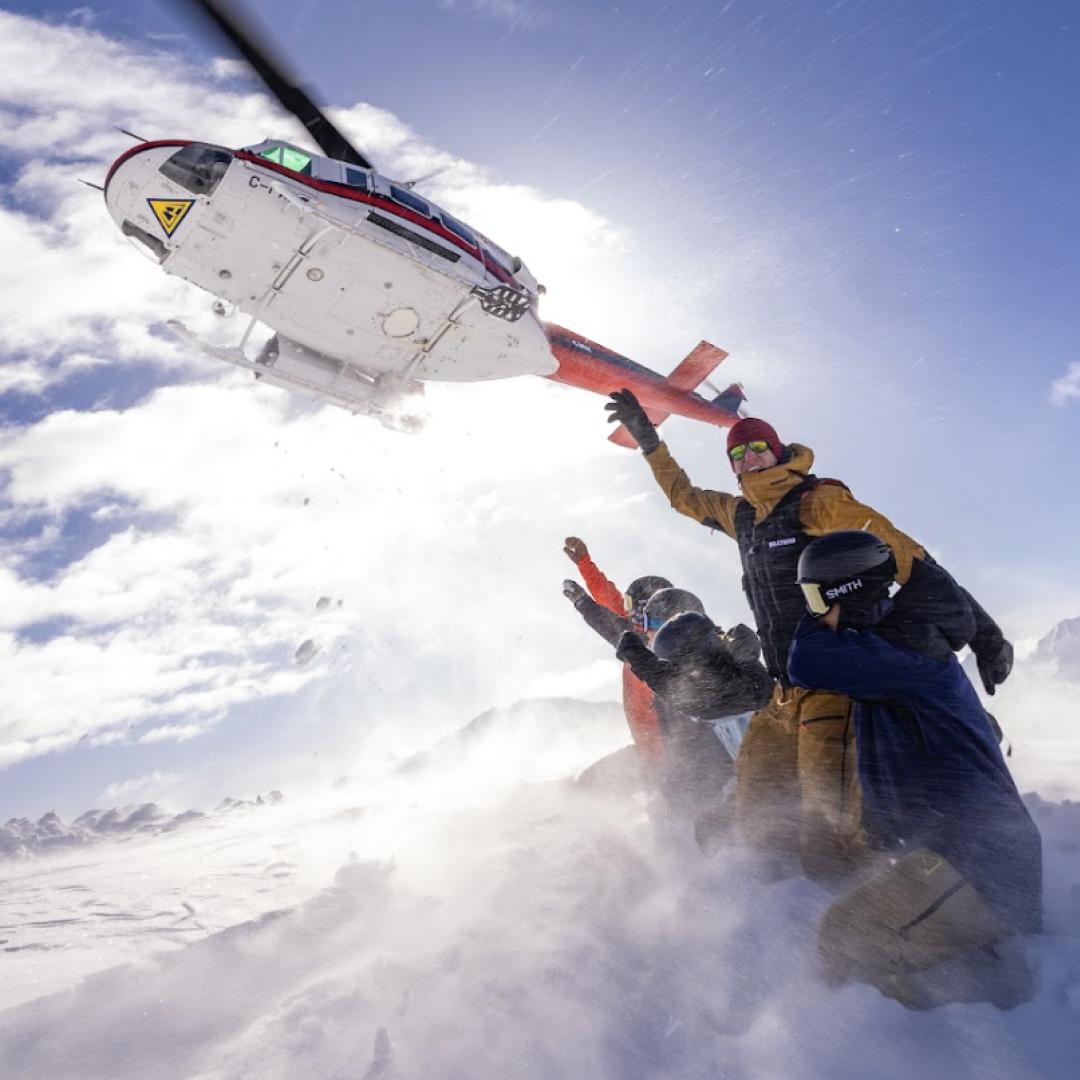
[
  {"x1": 623, "y1": 592, "x2": 645, "y2": 618},
  {"x1": 643, "y1": 613, "x2": 666, "y2": 632},
  {"x1": 728, "y1": 439, "x2": 770, "y2": 462},
  {"x1": 800, "y1": 577, "x2": 866, "y2": 616},
  {"x1": 799, "y1": 581, "x2": 830, "y2": 616}
]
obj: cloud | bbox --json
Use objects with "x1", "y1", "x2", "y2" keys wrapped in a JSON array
[
  {"x1": 102, "y1": 770, "x2": 180, "y2": 802},
  {"x1": 1050, "y1": 362, "x2": 1080, "y2": 406}
]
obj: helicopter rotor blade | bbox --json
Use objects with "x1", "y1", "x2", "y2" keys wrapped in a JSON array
[{"x1": 184, "y1": 0, "x2": 375, "y2": 170}]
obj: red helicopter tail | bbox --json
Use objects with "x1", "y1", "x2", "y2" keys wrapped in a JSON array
[{"x1": 607, "y1": 341, "x2": 733, "y2": 448}]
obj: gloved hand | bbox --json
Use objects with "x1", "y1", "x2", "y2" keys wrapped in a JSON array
[
  {"x1": 563, "y1": 536, "x2": 588, "y2": 565},
  {"x1": 721, "y1": 623, "x2": 762, "y2": 665},
  {"x1": 615, "y1": 629, "x2": 649, "y2": 665},
  {"x1": 605, "y1": 389, "x2": 660, "y2": 454},
  {"x1": 562, "y1": 579, "x2": 587, "y2": 607},
  {"x1": 974, "y1": 638, "x2": 1013, "y2": 696}
]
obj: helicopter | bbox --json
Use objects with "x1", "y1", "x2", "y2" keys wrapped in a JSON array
[{"x1": 103, "y1": 0, "x2": 747, "y2": 441}]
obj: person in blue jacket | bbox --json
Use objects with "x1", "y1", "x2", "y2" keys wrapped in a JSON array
[{"x1": 787, "y1": 531, "x2": 1042, "y2": 1009}]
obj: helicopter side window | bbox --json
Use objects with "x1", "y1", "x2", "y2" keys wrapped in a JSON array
[
  {"x1": 389, "y1": 184, "x2": 431, "y2": 217},
  {"x1": 159, "y1": 144, "x2": 232, "y2": 196},
  {"x1": 344, "y1": 167, "x2": 370, "y2": 191},
  {"x1": 257, "y1": 145, "x2": 313, "y2": 176},
  {"x1": 440, "y1": 213, "x2": 476, "y2": 248}
]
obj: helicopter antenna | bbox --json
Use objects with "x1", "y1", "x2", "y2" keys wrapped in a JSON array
[
  {"x1": 115, "y1": 126, "x2": 148, "y2": 143},
  {"x1": 403, "y1": 160, "x2": 462, "y2": 190},
  {"x1": 78, "y1": 179, "x2": 105, "y2": 191},
  {"x1": 182, "y1": 0, "x2": 375, "y2": 170}
]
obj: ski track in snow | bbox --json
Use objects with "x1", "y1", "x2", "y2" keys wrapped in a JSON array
[{"x1": 0, "y1": 692, "x2": 1078, "y2": 1079}]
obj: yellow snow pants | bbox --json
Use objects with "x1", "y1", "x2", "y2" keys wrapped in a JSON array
[
  {"x1": 734, "y1": 684, "x2": 865, "y2": 880},
  {"x1": 818, "y1": 848, "x2": 1012, "y2": 1007}
]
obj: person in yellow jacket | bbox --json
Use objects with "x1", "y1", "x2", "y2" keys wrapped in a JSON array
[{"x1": 605, "y1": 390, "x2": 1014, "y2": 880}]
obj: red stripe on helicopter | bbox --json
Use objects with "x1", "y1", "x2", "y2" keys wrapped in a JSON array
[
  {"x1": 234, "y1": 151, "x2": 520, "y2": 288},
  {"x1": 104, "y1": 140, "x2": 193, "y2": 190},
  {"x1": 104, "y1": 141, "x2": 519, "y2": 289}
]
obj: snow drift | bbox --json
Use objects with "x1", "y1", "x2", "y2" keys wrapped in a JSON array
[{"x1": 1, "y1": 692, "x2": 1079, "y2": 1079}]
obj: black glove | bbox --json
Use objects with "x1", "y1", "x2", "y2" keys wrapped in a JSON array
[
  {"x1": 721, "y1": 624, "x2": 762, "y2": 665},
  {"x1": 615, "y1": 629, "x2": 649, "y2": 665},
  {"x1": 605, "y1": 389, "x2": 660, "y2": 454},
  {"x1": 974, "y1": 638, "x2": 1013, "y2": 696},
  {"x1": 562, "y1": 579, "x2": 587, "y2": 607}
]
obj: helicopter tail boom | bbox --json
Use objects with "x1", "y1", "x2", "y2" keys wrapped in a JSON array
[{"x1": 543, "y1": 325, "x2": 741, "y2": 446}]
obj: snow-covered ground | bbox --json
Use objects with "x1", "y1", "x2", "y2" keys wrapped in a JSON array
[{"x1": 1, "y1": 666, "x2": 1079, "y2": 1079}]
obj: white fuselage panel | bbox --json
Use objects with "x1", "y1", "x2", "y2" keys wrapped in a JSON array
[{"x1": 105, "y1": 145, "x2": 556, "y2": 383}]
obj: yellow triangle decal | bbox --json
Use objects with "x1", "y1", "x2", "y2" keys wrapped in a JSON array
[{"x1": 147, "y1": 198, "x2": 195, "y2": 238}]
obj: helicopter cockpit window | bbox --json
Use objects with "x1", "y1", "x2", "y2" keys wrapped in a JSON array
[
  {"x1": 158, "y1": 144, "x2": 232, "y2": 197},
  {"x1": 389, "y1": 184, "x2": 431, "y2": 217},
  {"x1": 344, "y1": 167, "x2": 370, "y2": 191},
  {"x1": 257, "y1": 145, "x2": 313, "y2": 176},
  {"x1": 440, "y1": 213, "x2": 476, "y2": 248}
]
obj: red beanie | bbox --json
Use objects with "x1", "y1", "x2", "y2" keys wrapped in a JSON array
[{"x1": 727, "y1": 418, "x2": 784, "y2": 468}]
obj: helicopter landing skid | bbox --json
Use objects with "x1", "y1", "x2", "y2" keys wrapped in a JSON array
[{"x1": 166, "y1": 320, "x2": 427, "y2": 433}]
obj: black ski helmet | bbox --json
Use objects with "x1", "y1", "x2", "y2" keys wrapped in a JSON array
[
  {"x1": 796, "y1": 531, "x2": 897, "y2": 616},
  {"x1": 643, "y1": 587, "x2": 705, "y2": 630},
  {"x1": 623, "y1": 575, "x2": 673, "y2": 616},
  {"x1": 652, "y1": 611, "x2": 720, "y2": 661}
]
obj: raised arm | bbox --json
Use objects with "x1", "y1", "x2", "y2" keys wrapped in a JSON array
[
  {"x1": 604, "y1": 390, "x2": 739, "y2": 536},
  {"x1": 644, "y1": 443, "x2": 740, "y2": 536},
  {"x1": 563, "y1": 580, "x2": 632, "y2": 648},
  {"x1": 563, "y1": 537, "x2": 625, "y2": 615}
]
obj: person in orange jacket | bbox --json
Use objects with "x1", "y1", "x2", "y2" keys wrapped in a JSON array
[
  {"x1": 562, "y1": 536, "x2": 669, "y2": 766},
  {"x1": 564, "y1": 540, "x2": 742, "y2": 816}
]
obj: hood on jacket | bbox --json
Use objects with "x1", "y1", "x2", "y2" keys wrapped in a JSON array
[{"x1": 737, "y1": 443, "x2": 815, "y2": 523}]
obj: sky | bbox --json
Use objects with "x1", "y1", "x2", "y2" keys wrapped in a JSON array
[{"x1": 1, "y1": 0, "x2": 1079, "y2": 821}]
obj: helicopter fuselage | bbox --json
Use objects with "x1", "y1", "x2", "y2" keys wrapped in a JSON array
[{"x1": 105, "y1": 139, "x2": 556, "y2": 394}]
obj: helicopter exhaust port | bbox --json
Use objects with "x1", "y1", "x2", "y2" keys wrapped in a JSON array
[{"x1": 471, "y1": 284, "x2": 531, "y2": 322}]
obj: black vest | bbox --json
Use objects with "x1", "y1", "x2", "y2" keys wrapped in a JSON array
[{"x1": 733, "y1": 476, "x2": 844, "y2": 682}]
